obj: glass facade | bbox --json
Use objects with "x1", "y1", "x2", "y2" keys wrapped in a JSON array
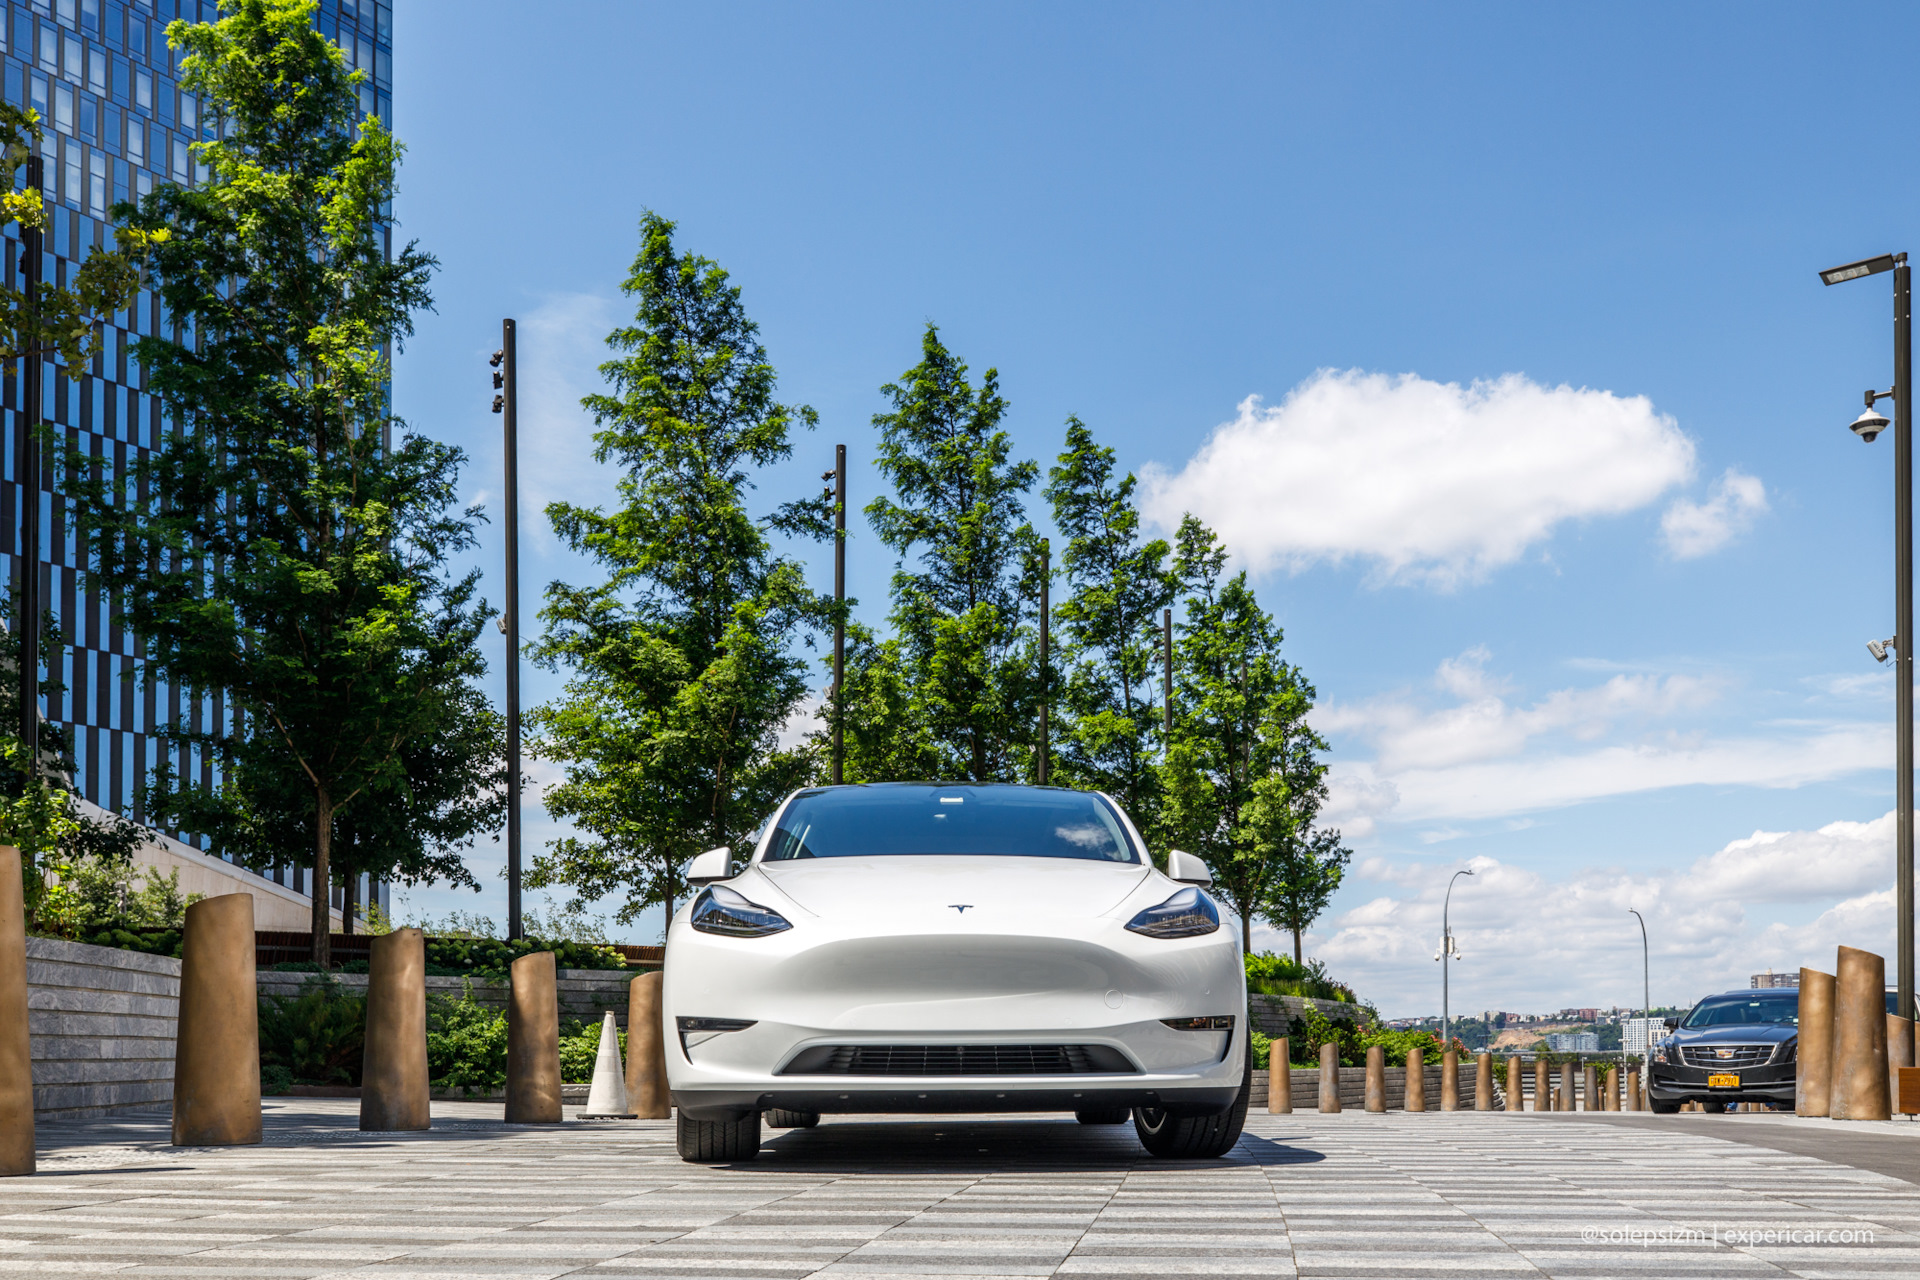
[{"x1": 0, "y1": 0, "x2": 393, "y2": 916}]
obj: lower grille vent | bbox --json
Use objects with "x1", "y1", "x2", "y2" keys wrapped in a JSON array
[{"x1": 781, "y1": 1043, "x2": 1137, "y2": 1076}]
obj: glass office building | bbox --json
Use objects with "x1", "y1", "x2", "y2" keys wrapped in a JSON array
[{"x1": 0, "y1": 0, "x2": 392, "y2": 916}]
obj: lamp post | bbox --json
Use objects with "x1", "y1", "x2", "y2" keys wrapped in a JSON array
[
  {"x1": 822, "y1": 447, "x2": 845, "y2": 784},
  {"x1": 14, "y1": 156, "x2": 42, "y2": 763},
  {"x1": 490, "y1": 321, "x2": 522, "y2": 941},
  {"x1": 1628, "y1": 908, "x2": 1649, "y2": 1064},
  {"x1": 1821, "y1": 251, "x2": 1913, "y2": 1050},
  {"x1": 1440, "y1": 867, "x2": 1474, "y2": 1051}
]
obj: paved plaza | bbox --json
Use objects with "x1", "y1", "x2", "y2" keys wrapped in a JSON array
[{"x1": 8, "y1": 1100, "x2": 1920, "y2": 1278}]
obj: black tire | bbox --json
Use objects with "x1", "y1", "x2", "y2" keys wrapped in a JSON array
[
  {"x1": 1134, "y1": 1029, "x2": 1251, "y2": 1158},
  {"x1": 1075, "y1": 1106, "x2": 1131, "y2": 1125},
  {"x1": 764, "y1": 1108, "x2": 820, "y2": 1129},
  {"x1": 676, "y1": 1110, "x2": 762, "y2": 1162}
]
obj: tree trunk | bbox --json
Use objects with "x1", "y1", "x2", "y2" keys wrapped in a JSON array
[
  {"x1": 1293, "y1": 926, "x2": 1303, "y2": 966},
  {"x1": 1241, "y1": 909, "x2": 1251, "y2": 955},
  {"x1": 311, "y1": 787, "x2": 332, "y2": 970},
  {"x1": 342, "y1": 863, "x2": 357, "y2": 936}
]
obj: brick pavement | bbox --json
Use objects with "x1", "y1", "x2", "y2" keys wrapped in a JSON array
[{"x1": 5, "y1": 1099, "x2": 1920, "y2": 1277}]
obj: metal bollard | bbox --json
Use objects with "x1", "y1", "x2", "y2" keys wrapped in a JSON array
[
  {"x1": 360, "y1": 927, "x2": 429, "y2": 1132},
  {"x1": 1831, "y1": 945, "x2": 1891, "y2": 1121},
  {"x1": 1889, "y1": 1014, "x2": 1914, "y2": 1115},
  {"x1": 1365, "y1": 1045, "x2": 1386, "y2": 1112},
  {"x1": 1625, "y1": 1066, "x2": 1641, "y2": 1111},
  {"x1": 1582, "y1": 1063, "x2": 1598, "y2": 1111},
  {"x1": 1405, "y1": 1047, "x2": 1426, "y2": 1111},
  {"x1": 1269, "y1": 1035, "x2": 1292, "y2": 1114},
  {"x1": 1533, "y1": 1057, "x2": 1549, "y2": 1111},
  {"x1": 1797, "y1": 968, "x2": 1835, "y2": 1117},
  {"x1": 1605, "y1": 1065, "x2": 1620, "y2": 1111},
  {"x1": 1476, "y1": 1052, "x2": 1493, "y2": 1111},
  {"x1": 1319, "y1": 1041, "x2": 1341, "y2": 1113},
  {"x1": 0, "y1": 847, "x2": 32, "y2": 1176},
  {"x1": 505, "y1": 951, "x2": 563, "y2": 1124},
  {"x1": 1440, "y1": 1048, "x2": 1459, "y2": 1111},
  {"x1": 1559, "y1": 1061, "x2": 1576, "y2": 1111},
  {"x1": 1506, "y1": 1055, "x2": 1522, "y2": 1112},
  {"x1": 625, "y1": 971, "x2": 670, "y2": 1119},
  {"x1": 171, "y1": 894, "x2": 262, "y2": 1146}
]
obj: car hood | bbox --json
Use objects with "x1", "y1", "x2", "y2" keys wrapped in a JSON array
[
  {"x1": 1670, "y1": 1023, "x2": 1797, "y2": 1044},
  {"x1": 749, "y1": 855, "x2": 1154, "y2": 926}
]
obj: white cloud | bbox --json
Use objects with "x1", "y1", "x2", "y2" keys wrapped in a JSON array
[
  {"x1": 1139, "y1": 370, "x2": 1695, "y2": 587},
  {"x1": 1275, "y1": 812, "x2": 1897, "y2": 1016},
  {"x1": 1317, "y1": 649, "x2": 1882, "y2": 825},
  {"x1": 1661, "y1": 467, "x2": 1769, "y2": 559},
  {"x1": 513, "y1": 293, "x2": 622, "y2": 550}
]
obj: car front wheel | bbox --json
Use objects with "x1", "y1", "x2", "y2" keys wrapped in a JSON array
[
  {"x1": 677, "y1": 1110, "x2": 762, "y2": 1162},
  {"x1": 1134, "y1": 1032, "x2": 1250, "y2": 1158}
]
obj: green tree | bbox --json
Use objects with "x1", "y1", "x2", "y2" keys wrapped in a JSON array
[
  {"x1": 1042, "y1": 416, "x2": 1174, "y2": 818},
  {"x1": 529, "y1": 212, "x2": 825, "y2": 934},
  {"x1": 1156, "y1": 516, "x2": 1344, "y2": 953},
  {"x1": 827, "y1": 621, "x2": 940, "y2": 784},
  {"x1": 61, "y1": 0, "x2": 476, "y2": 969},
  {"x1": 866, "y1": 324, "x2": 1040, "y2": 781}
]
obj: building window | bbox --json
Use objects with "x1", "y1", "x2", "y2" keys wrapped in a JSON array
[
  {"x1": 63, "y1": 33, "x2": 81, "y2": 83},
  {"x1": 170, "y1": 135, "x2": 186, "y2": 182},
  {"x1": 87, "y1": 45, "x2": 104, "y2": 94},
  {"x1": 88, "y1": 149, "x2": 104, "y2": 216},
  {"x1": 30, "y1": 72, "x2": 48, "y2": 122},
  {"x1": 53, "y1": 81, "x2": 72, "y2": 134},
  {"x1": 39, "y1": 25, "x2": 57, "y2": 72},
  {"x1": 134, "y1": 66, "x2": 150, "y2": 111},
  {"x1": 125, "y1": 119, "x2": 142, "y2": 164},
  {"x1": 79, "y1": 92, "x2": 95, "y2": 142}
]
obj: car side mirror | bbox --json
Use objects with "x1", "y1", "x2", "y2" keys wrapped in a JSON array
[
  {"x1": 688, "y1": 846, "x2": 733, "y2": 886},
  {"x1": 1167, "y1": 849, "x2": 1212, "y2": 886},
  {"x1": 1662, "y1": 1016, "x2": 1681, "y2": 1031}
]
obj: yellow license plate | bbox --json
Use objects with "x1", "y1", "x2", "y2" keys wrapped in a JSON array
[{"x1": 1707, "y1": 1073, "x2": 1740, "y2": 1089}]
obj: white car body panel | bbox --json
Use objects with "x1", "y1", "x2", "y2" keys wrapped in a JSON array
[{"x1": 662, "y1": 788, "x2": 1247, "y2": 1121}]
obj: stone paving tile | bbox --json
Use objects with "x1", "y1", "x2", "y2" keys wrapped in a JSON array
[{"x1": 15, "y1": 1102, "x2": 1920, "y2": 1277}]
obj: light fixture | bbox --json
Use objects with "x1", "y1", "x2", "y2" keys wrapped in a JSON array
[{"x1": 1822, "y1": 254, "x2": 1898, "y2": 286}]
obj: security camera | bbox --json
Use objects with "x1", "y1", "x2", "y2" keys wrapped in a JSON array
[
  {"x1": 1853, "y1": 407, "x2": 1891, "y2": 442},
  {"x1": 1869, "y1": 637, "x2": 1898, "y2": 663}
]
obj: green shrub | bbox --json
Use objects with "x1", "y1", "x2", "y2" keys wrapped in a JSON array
[
  {"x1": 257, "y1": 975, "x2": 367, "y2": 1086},
  {"x1": 422, "y1": 934, "x2": 626, "y2": 977},
  {"x1": 1244, "y1": 951, "x2": 1356, "y2": 1003},
  {"x1": 426, "y1": 982, "x2": 509, "y2": 1096},
  {"x1": 261, "y1": 1063, "x2": 294, "y2": 1095},
  {"x1": 559, "y1": 1017, "x2": 627, "y2": 1084}
]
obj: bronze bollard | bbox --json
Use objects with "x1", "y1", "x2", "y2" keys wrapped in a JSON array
[
  {"x1": 1318, "y1": 1041, "x2": 1340, "y2": 1112},
  {"x1": 0, "y1": 847, "x2": 32, "y2": 1176},
  {"x1": 1582, "y1": 1063, "x2": 1598, "y2": 1111},
  {"x1": 1605, "y1": 1065, "x2": 1620, "y2": 1111},
  {"x1": 1440, "y1": 1048, "x2": 1459, "y2": 1111},
  {"x1": 1268, "y1": 1035, "x2": 1291, "y2": 1114},
  {"x1": 1475, "y1": 1052, "x2": 1493, "y2": 1111},
  {"x1": 625, "y1": 971, "x2": 670, "y2": 1119},
  {"x1": 171, "y1": 894, "x2": 261, "y2": 1146},
  {"x1": 505, "y1": 950, "x2": 563, "y2": 1123},
  {"x1": 1533, "y1": 1057, "x2": 1549, "y2": 1111},
  {"x1": 1889, "y1": 1014, "x2": 1914, "y2": 1114},
  {"x1": 1625, "y1": 1066, "x2": 1640, "y2": 1111},
  {"x1": 1405, "y1": 1047, "x2": 1426, "y2": 1111},
  {"x1": 1797, "y1": 968, "x2": 1836, "y2": 1117},
  {"x1": 1365, "y1": 1045, "x2": 1386, "y2": 1112},
  {"x1": 1831, "y1": 945, "x2": 1891, "y2": 1121},
  {"x1": 1558, "y1": 1061, "x2": 1576, "y2": 1111},
  {"x1": 1505, "y1": 1055, "x2": 1522, "y2": 1111},
  {"x1": 359, "y1": 927, "x2": 429, "y2": 1132}
]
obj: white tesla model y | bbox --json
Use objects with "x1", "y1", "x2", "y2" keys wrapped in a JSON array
[{"x1": 663, "y1": 782, "x2": 1250, "y2": 1162}]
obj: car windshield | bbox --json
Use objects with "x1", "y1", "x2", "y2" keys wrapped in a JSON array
[
  {"x1": 1681, "y1": 994, "x2": 1799, "y2": 1028},
  {"x1": 762, "y1": 785, "x2": 1140, "y2": 863}
]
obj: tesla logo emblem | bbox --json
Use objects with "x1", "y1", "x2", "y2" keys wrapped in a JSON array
[{"x1": 949, "y1": 904, "x2": 972, "y2": 913}]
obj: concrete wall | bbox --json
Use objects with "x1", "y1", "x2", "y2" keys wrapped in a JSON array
[
  {"x1": 25, "y1": 935, "x2": 180, "y2": 1119},
  {"x1": 257, "y1": 966, "x2": 639, "y2": 1028}
]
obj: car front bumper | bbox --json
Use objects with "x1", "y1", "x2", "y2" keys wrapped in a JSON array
[{"x1": 1647, "y1": 1058, "x2": 1795, "y2": 1106}]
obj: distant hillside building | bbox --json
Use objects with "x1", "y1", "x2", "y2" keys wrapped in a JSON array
[
  {"x1": 1751, "y1": 971, "x2": 1799, "y2": 989},
  {"x1": 1546, "y1": 1032, "x2": 1600, "y2": 1053},
  {"x1": 1623, "y1": 1017, "x2": 1664, "y2": 1055}
]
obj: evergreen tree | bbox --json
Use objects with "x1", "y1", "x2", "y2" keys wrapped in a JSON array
[
  {"x1": 529, "y1": 212, "x2": 825, "y2": 932},
  {"x1": 1042, "y1": 417, "x2": 1174, "y2": 819},
  {"x1": 1156, "y1": 516, "x2": 1345, "y2": 953},
  {"x1": 61, "y1": 0, "x2": 477, "y2": 968},
  {"x1": 866, "y1": 324, "x2": 1039, "y2": 781}
]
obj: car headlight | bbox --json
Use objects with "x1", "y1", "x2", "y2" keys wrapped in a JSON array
[
  {"x1": 690, "y1": 885, "x2": 792, "y2": 937},
  {"x1": 1651, "y1": 1042, "x2": 1669, "y2": 1064},
  {"x1": 1125, "y1": 886, "x2": 1220, "y2": 938}
]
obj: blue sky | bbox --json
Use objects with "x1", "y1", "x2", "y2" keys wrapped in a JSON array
[{"x1": 384, "y1": 2, "x2": 1917, "y2": 1016}]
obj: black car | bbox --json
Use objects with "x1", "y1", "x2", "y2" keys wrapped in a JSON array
[{"x1": 1647, "y1": 989, "x2": 1798, "y2": 1113}]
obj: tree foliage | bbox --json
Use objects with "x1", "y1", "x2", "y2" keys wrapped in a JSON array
[
  {"x1": 60, "y1": 0, "x2": 485, "y2": 968},
  {"x1": 529, "y1": 211, "x2": 824, "y2": 931}
]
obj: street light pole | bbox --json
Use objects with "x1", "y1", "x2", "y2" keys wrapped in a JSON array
[
  {"x1": 1038, "y1": 538, "x2": 1049, "y2": 785},
  {"x1": 827, "y1": 446, "x2": 845, "y2": 785},
  {"x1": 15, "y1": 156, "x2": 42, "y2": 764},
  {"x1": 1822, "y1": 251, "x2": 1915, "y2": 1045},
  {"x1": 491, "y1": 321, "x2": 521, "y2": 941},
  {"x1": 1441, "y1": 867, "x2": 1474, "y2": 1051}
]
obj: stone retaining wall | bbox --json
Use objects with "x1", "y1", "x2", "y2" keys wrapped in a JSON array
[
  {"x1": 1246, "y1": 993, "x2": 1365, "y2": 1034},
  {"x1": 25, "y1": 936, "x2": 182, "y2": 1119},
  {"x1": 1249, "y1": 1065, "x2": 1490, "y2": 1110},
  {"x1": 256, "y1": 967, "x2": 640, "y2": 1027}
]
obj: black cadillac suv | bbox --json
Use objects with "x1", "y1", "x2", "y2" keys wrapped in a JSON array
[{"x1": 1646, "y1": 988, "x2": 1797, "y2": 1113}]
